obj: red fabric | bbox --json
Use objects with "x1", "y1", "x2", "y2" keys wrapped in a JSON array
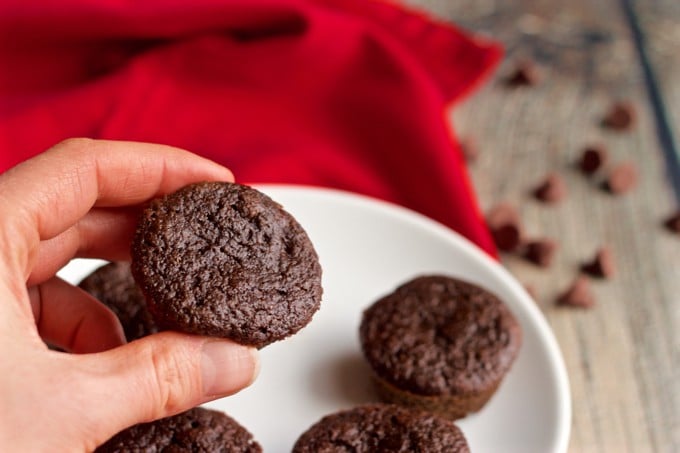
[{"x1": 0, "y1": 0, "x2": 501, "y2": 256}]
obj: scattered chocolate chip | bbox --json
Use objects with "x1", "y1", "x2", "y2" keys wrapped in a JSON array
[
  {"x1": 486, "y1": 203, "x2": 523, "y2": 252},
  {"x1": 601, "y1": 101, "x2": 635, "y2": 131},
  {"x1": 665, "y1": 211, "x2": 680, "y2": 234},
  {"x1": 605, "y1": 162, "x2": 637, "y2": 194},
  {"x1": 533, "y1": 173, "x2": 567, "y2": 203},
  {"x1": 524, "y1": 239, "x2": 558, "y2": 267},
  {"x1": 460, "y1": 138, "x2": 479, "y2": 163},
  {"x1": 505, "y1": 60, "x2": 541, "y2": 87},
  {"x1": 579, "y1": 145, "x2": 608, "y2": 175},
  {"x1": 582, "y1": 247, "x2": 615, "y2": 278},
  {"x1": 524, "y1": 284, "x2": 538, "y2": 302},
  {"x1": 557, "y1": 276, "x2": 595, "y2": 308}
]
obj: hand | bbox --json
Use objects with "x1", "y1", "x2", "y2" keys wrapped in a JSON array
[{"x1": 0, "y1": 139, "x2": 259, "y2": 451}]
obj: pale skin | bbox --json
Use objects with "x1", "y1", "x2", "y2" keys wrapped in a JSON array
[{"x1": 0, "y1": 138, "x2": 259, "y2": 451}]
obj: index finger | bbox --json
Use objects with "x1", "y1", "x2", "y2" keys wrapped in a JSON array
[{"x1": 0, "y1": 138, "x2": 233, "y2": 278}]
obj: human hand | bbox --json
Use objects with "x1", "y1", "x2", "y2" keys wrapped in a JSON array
[{"x1": 0, "y1": 139, "x2": 259, "y2": 451}]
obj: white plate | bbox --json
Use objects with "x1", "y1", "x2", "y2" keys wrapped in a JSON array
[{"x1": 58, "y1": 185, "x2": 571, "y2": 453}]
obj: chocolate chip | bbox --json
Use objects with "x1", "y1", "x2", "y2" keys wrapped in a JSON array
[
  {"x1": 524, "y1": 284, "x2": 537, "y2": 300},
  {"x1": 505, "y1": 60, "x2": 541, "y2": 87},
  {"x1": 524, "y1": 239, "x2": 558, "y2": 267},
  {"x1": 557, "y1": 276, "x2": 595, "y2": 308},
  {"x1": 493, "y1": 226, "x2": 522, "y2": 252},
  {"x1": 579, "y1": 145, "x2": 608, "y2": 175},
  {"x1": 460, "y1": 138, "x2": 479, "y2": 163},
  {"x1": 533, "y1": 173, "x2": 566, "y2": 203},
  {"x1": 486, "y1": 203, "x2": 523, "y2": 252},
  {"x1": 601, "y1": 101, "x2": 635, "y2": 131},
  {"x1": 665, "y1": 212, "x2": 680, "y2": 234},
  {"x1": 605, "y1": 162, "x2": 637, "y2": 194},
  {"x1": 582, "y1": 247, "x2": 615, "y2": 278}
]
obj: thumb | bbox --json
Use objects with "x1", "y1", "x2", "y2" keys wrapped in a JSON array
[{"x1": 73, "y1": 332, "x2": 258, "y2": 446}]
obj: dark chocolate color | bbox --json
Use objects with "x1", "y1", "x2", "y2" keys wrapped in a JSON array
[
  {"x1": 78, "y1": 262, "x2": 157, "y2": 341},
  {"x1": 96, "y1": 407, "x2": 262, "y2": 452},
  {"x1": 292, "y1": 404, "x2": 469, "y2": 453},
  {"x1": 131, "y1": 182, "x2": 322, "y2": 348},
  {"x1": 665, "y1": 212, "x2": 680, "y2": 234},
  {"x1": 524, "y1": 239, "x2": 558, "y2": 267},
  {"x1": 579, "y1": 146, "x2": 607, "y2": 175},
  {"x1": 602, "y1": 101, "x2": 635, "y2": 131},
  {"x1": 533, "y1": 173, "x2": 566, "y2": 203},
  {"x1": 505, "y1": 60, "x2": 541, "y2": 87},
  {"x1": 558, "y1": 276, "x2": 595, "y2": 308},
  {"x1": 486, "y1": 203, "x2": 522, "y2": 252},
  {"x1": 582, "y1": 247, "x2": 615, "y2": 278},
  {"x1": 360, "y1": 275, "x2": 522, "y2": 396}
]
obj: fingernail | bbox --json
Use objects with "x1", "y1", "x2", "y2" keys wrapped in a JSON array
[{"x1": 201, "y1": 340, "x2": 259, "y2": 397}]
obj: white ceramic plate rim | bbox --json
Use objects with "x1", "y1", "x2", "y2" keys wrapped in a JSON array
[
  {"x1": 57, "y1": 183, "x2": 571, "y2": 452},
  {"x1": 255, "y1": 184, "x2": 571, "y2": 453}
]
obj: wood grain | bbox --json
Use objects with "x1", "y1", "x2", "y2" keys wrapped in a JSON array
[
  {"x1": 625, "y1": 0, "x2": 680, "y2": 201},
  {"x1": 405, "y1": 0, "x2": 680, "y2": 451}
]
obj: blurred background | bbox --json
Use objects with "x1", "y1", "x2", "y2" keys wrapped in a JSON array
[
  {"x1": 407, "y1": 0, "x2": 679, "y2": 451},
  {"x1": 1, "y1": 0, "x2": 678, "y2": 451}
]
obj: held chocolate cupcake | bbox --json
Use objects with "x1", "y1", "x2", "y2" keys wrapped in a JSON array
[
  {"x1": 292, "y1": 403, "x2": 469, "y2": 452},
  {"x1": 131, "y1": 182, "x2": 323, "y2": 349},
  {"x1": 78, "y1": 261, "x2": 158, "y2": 341},
  {"x1": 96, "y1": 407, "x2": 261, "y2": 452},
  {"x1": 359, "y1": 275, "x2": 522, "y2": 420}
]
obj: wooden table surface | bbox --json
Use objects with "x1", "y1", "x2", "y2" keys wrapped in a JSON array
[{"x1": 406, "y1": 1, "x2": 680, "y2": 451}]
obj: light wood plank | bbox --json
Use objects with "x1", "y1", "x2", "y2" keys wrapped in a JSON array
[
  {"x1": 405, "y1": 0, "x2": 680, "y2": 451},
  {"x1": 626, "y1": 1, "x2": 680, "y2": 450}
]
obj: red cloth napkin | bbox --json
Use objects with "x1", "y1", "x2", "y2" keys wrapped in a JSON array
[{"x1": 0, "y1": 0, "x2": 501, "y2": 256}]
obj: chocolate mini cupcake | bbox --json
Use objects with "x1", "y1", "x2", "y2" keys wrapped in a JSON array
[
  {"x1": 131, "y1": 182, "x2": 322, "y2": 348},
  {"x1": 360, "y1": 275, "x2": 522, "y2": 420},
  {"x1": 96, "y1": 407, "x2": 261, "y2": 452},
  {"x1": 292, "y1": 404, "x2": 469, "y2": 452},
  {"x1": 78, "y1": 261, "x2": 157, "y2": 341}
]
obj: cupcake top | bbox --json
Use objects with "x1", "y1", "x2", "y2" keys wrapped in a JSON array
[
  {"x1": 360, "y1": 275, "x2": 522, "y2": 395},
  {"x1": 292, "y1": 403, "x2": 469, "y2": 453},
  {"x1": 131, "y1": 182, "x2": 323, "y2": 348},
  {"x1": 96, "y1": 407, "x2": 261, "y2": 452},
  {"x1": 78, "y1": 261, "x2": 157, "y2": 341}
]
